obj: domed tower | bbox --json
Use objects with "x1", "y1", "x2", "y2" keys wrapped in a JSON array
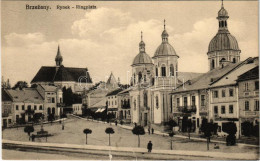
[
  {"x1": 55, "y1": 45, "x2": 63, "y2": 66},
  {"x1": 153, "y1": 20, "x2": 179, "y2": 80},
  {"x1": 207, "y1": 1, "x2": 241, "y2": 70},
  {"x1": 131, "y1": 32, "x2": 154, "y2": 85}
]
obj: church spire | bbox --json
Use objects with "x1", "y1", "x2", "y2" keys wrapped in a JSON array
[
  {"x1": 161, "y1": 19, "x2": 169, "y2": 42},
  {"x1": 217, "y1": 0, "x2": 229, "y2": 33},
  {"x1": 55, "y1": 45, "x2": 63, "y2": 66},
  {"x1": 139, "y1": 31, "x2": 145, "y2": 52}
]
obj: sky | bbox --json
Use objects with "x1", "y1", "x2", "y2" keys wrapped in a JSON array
[{"x1": 1, "y1": 1, "x2": 259, "y2": 86}]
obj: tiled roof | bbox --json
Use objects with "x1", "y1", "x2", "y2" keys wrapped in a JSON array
[
  {"x1": 31, "y1": 65, "x2": 92, "y2": 83},
  {"x1": 6, "y1": 88, "x2": 44, "y2": 103},
  {"x1": 237, "y1": 66, "x2": 259, "y2": 82},
  {"x1": 208, "y1": 33, "x2": 239, "y2": 52},
  {"x1": 2, "y1": 89, "x2": 12, "y2": 102},
  {"x1": 39, "y1": 85, "x2": 57, "y2": 92},
  {"x1": 106, "y1": 88, "x2": 123, "y2": 96}
]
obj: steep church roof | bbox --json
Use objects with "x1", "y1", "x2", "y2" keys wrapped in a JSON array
[{"x1": 106, "y1": 72, "x2": 118, "y2": 88}]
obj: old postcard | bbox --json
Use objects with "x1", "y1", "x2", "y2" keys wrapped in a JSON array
[{"x1": 1, "y1": 0, "x2": 259, "y2": 160}]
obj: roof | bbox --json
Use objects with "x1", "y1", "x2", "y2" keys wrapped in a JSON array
[
  {"x1": 106, "y1": 72, "x2": 119, "y2": 89},
  {"x1": 208, "y1": 32, "x2": 239, "y2": 53},
  {"x1": 172, "y1": 58, "x2": 257, "y2": 94},
  {"x1": 210, "y1": 59, "x2": 258, "y2": 87},
  {"x1": 39, "y1": 85, "x2": 57, "y2": 92},
  {"x1": 6, "y1": 88, "x2": 44, "y2": 103},
  {"x1": 2, "y1": 89, "x2": 12, "y2": 102},
  {"x1": 31, "y1": 65, "x2": 92, "y2": 83},
  {"x1": 132, "y1": 52, "x2": 153, "y2": 66},
  {"x1": 153, "y1": 42, "x2": 178, "y2": 58},
  {"x1": 237, "y1": 66, "x2": 259, "y2": 82},
  {"x1": 106, "y1": 88, "x2": 123, "y2": 96},
  {"x1": 118, "y1": 88, "x2": 132, "y2": 95},
  {"x1": 218, "y1": 6, "x2": 228, "y2": 17},
  {"x1": 90, "y1": 98, "x2": 106, "y2": 108}
]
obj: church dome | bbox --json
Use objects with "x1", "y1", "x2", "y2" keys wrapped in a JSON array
[
  {"x1": 208, "y1": 33, "x2": 240, "y2": 53},
  {"x1": 132, "y1": 52, "x2": 153, "y2": 66},
  {"x1": 153, "y1": 42, "x2": 178, "y2": 58},
  {"x1": 218, "y1": 7, "x2": 228, "y2": 17}
]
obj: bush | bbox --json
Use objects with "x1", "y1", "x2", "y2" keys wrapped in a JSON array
[{"x1": 222, "y1": 122, "x2": 237, "y2": 146}]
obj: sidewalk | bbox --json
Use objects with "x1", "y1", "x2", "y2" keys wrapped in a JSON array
[
  {"x1": 71, "y1": 114, "x2": 259, "y2": 148},
  {"x1": 2, "y1": 139, "x2": 258, "y2": 160}
]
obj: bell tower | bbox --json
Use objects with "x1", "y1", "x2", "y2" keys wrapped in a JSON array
[{"x1": 55, "y1": 45, "x2": 63, "y2": 66}]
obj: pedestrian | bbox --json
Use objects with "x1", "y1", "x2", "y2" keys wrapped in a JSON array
[
  {"x1": 31, "y1": 134, "x2": 35, "y2": 142},
  {"x1": 115, "y1": 120, "x2": 118, "y2": 126},
  {"x1": 148, "y1": 127, "x2": 150, "y2": 135},
  {"x1": 151, "y1": 128, "x2": 154, "y2": 134},
  {"x1": 147, "y1": 141, "x2": 153, "y2": 153}
]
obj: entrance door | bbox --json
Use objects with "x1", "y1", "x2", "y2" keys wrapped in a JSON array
[{"x1": 144, "y1": 113, "x2": 148, "y2": 126}]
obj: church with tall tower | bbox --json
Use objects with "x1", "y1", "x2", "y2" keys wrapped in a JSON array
[
  {"x1": 207, "y1": 1, "x2": 241, "y2": 70},
  {"x1": 31, "y1": 46, "x2": 93, "y2": 93},
  {"x1": 130, "y1": 21, "x2": 201, "y2": 126}
]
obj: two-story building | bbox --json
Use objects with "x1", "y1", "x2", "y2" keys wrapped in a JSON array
[
  {"x1": 36, "y1": 85, "x2": 63, "y2": 119},
  {"x1": 117, "y1": 88, "x2": 131, "y2": 123},
  {"x1": 237, "y1": 66, "x2": 259, "y2": 136},
  {"x1": 106, "y1": 88, "x2": 123, "y2": 118},
  {"x1": 5, "y1": 88, "x2": 44, "y2": 123},
  {"x1": 2, "y1": 89, "x2": 13, "y2": 127}
]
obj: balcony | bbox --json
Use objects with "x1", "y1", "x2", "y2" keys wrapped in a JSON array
[
  {"x1": 177, "y1": 106, "x2": 196, "y2": 113},
  {"x1": 57, "y1": 103, "x2": 66, "y2": 107},
  {"x1": 154, "y1": 77, "x2": 177, "y2": 88}
]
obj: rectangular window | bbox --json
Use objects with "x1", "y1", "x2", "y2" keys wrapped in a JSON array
[
  {"x1": 254, "y1": 100, "x2": 259, "y2": 111},
  {"x1": 221, "y1": 106, "x2": 225, "y2": 114},
  {"x1": 245, "y1": 82, "x2": 249, "y2": 91},
  {"x1": 47, "y1": 97, "x2": 52, "y2": 103},
  {"x1": 222, "y1": 90, "x2": 226, "y2": 97},
  {"x1": 192, "y1": 96, "x2": 195, "y2": 106},
  {"x1": 115, "y1": 101, "x2": 117, "y2": 105},
  {"x1": 245, "y1": 101, "x2": 249, "y2": 111},
  {"x1": 214, "y1": 106, "x2": 218, "y2": 114},
  {"x1": 27, "y1": 105, "x2": 31, "y2": 110},
  {"x1": 255, "y1": 81, "x2": 259, "y2": 90},
  {"x1": 201, "y1": 95, "x2": 205, "y2": 106},
  {"x1": 183, "y1": 97, "x2": 187, "y2": 107},
  {"x1": 229, "y1": 105, "x2": 233, "y2": 114},
  {"x1": 39, "y1": 105, "x2": 43, "y2": 110},
  {"x1": 229, "y1": 89, "x2": 234, "y2": 97},
  {"x1": 213, "y1": 91, "x2": 218, "y2": 98},
  {"x1": 22, "y1": 105, "x2": 25, "y2": 110},
  {"x1": 52, "y1": 98, "x2": 55, "y2": 103},
  {"x1": 16, "y1": 105, "x2": 19, "y2": 110},
  {"x1": 34, "y1": 105, "x2": 37, "y2": 110},
  {"x1": 177, "y1": 98, "x2": 180, "y2": 107}
]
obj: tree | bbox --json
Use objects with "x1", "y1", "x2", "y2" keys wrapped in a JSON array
[
  {"x1": 83, "y1": 128, "x2": 92, "y2": 144},
  {"x1": 62, "y1": 87, "x2": 73, "y2": 106},
  {"x1": 132, "y1": 125, "x2": 145, "y2": 147},
  {"x1": 24, "y1": 126, "x2": 34, "y2": 141},
  {"x1": 12, "y1": 81, "x2": 28, "y2": 90},
  {"x1": 222, "y1": 122, "x2": 237, "y2": 146},
  {"x1": 201, "y1": 122, "x2": 215, "y2": 150},
  {"x1": 105, "y1": 127, "x2": 115, "y2": 146},
  {"x1": 169, "y1": 132, "x2": 175, "y2": 150}
]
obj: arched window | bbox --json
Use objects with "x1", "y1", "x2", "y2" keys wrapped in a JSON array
[
  {"x1": 225, "y1": 21, "x2": 227, "y2": 27},
  {"x1": 52, "y1": 108, "x2": 55, "y2": 114},
  {"x1": 47, "y1": 108, "x2": 51, "y2": 114},
  {"x1": 155, "y1": 96, "x2": 159, "y2": 109},
  {"x1": 170, "y1": 64, "x2": 174, "y2": 76},
  {"x1": 155, "y1": 66, "x2": 158, "y2": 76},
  {"x1": 161, "y1": 65, "x2": 166, "y2": 77},
  {"x1": 138, "y1": 72, "x2": 142, "y2": 83},
  {"x1": 211, "y1": 59, "x2": 215, "y2": 69},
  {"x1": 144, "y1": 93, "x2": 148, "y2": 107},
  {"x1": 232, "y1": 58, "x2": 236, "y2": 63},
  {"x1": 221, "y1": 21, "x2": 224, "y2": 27}
]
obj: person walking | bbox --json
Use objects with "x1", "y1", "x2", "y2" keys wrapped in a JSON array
[
  {"x1": 147, "y1": 141, "x2": 153, "y2": 153},
  {"x1": 151, "y1": 128, "x2": 154, "y2": 134},
  {"x1": 148, "y1": 127, "x2": 151, "y2": 135}
]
